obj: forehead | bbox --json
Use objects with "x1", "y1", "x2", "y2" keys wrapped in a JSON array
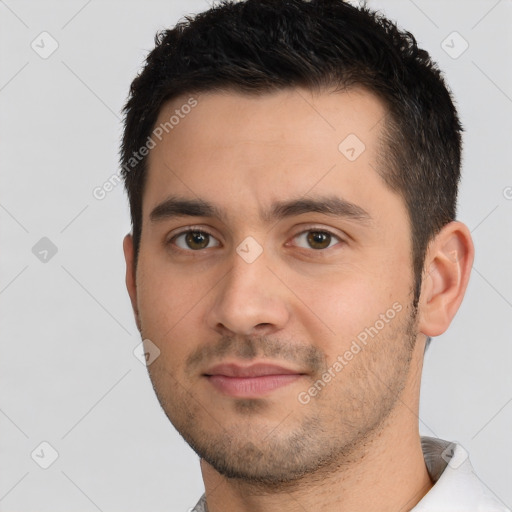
[
  {"x1": 150, "y1": 86, "x2": 386, "y2": 154},
  {"x1": 143, "y1": 87, "x2": 395, "y2": 223}
]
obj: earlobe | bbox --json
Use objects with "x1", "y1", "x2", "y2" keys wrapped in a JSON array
[
  {"x1": 123, "y1": 234, "x2": 141, "y2": 332},
  {"x1": 418, "y1": 222, "x2": 474, "y2": 337}
]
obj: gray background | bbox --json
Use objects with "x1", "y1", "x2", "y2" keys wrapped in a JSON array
[{"x1": 1, "y1": 0, "x2": 511, "y2": 510}]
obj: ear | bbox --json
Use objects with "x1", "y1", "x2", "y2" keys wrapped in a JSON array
[
  {"x1": 418, "y1": 221, "x2": 474, "y2": 337},
  {"x1": 123, "y1": 234, "x2": 141, "y2": 332}
]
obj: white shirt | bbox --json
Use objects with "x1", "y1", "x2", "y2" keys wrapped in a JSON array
[
  {"x1": 412, "y1": 437, "x2": 509, "y2": 511},
  {"x1": 191, "y1": 437, "x2": 510, "y2": 511}
]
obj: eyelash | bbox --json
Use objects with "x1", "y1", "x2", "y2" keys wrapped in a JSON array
[{"x1": 167, "y1": 226, "x2": 344, "y2": 253}]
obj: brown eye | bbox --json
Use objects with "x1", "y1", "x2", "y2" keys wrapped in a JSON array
[
  {"x1": 293, "y1": 230, "x2": 341, "y2": 250},
  {"x1": 307, "y1": 231, "x2": 332, "y2": 249},
  {"x1": 172, "y1": 230, "x2": 220, "y2": 251}
]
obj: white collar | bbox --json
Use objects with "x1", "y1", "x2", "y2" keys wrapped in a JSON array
[{"x1": 412, "y1": 436, "x2": 509, "y2": 511}]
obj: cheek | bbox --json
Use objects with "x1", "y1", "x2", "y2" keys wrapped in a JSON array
[
  {"x1": 136, "y1": 263, "x2": 198, "y2": 350},
  {"x1": 137, "y1": 248, "x2": 202, "y2": 315},
  {"x1": 137, "y1": 282, "x2": 193, "y2": 379},
  {"x1": 135, "y1": 252, "x2": 223, "y2": 367},
  {"x1": 292, "y1": 266, "x2": 409, "y2": 353}
]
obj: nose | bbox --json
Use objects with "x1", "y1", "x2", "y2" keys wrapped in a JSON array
[{"x1": 206, "y1": 247, "x2": 290, "y2": 337}]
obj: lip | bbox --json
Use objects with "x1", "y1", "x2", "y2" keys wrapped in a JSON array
[
  {"x1": 203, "y1": 362, "x2": 306, "y2": 398},
  {"x1": 204, "y1": 362, "x2": 304, "y2": 378}
]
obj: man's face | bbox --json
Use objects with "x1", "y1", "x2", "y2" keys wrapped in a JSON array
[{"x1": 129, "y1": 87, "x2": 423, "y2": 483}]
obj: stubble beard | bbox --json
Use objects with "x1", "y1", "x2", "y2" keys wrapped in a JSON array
[{"x1": 144, "y1": 302, "x2": 419, "y2": 488}]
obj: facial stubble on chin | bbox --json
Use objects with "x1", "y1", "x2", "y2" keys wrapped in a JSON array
[{"x1": 143, "y1": 301, "x2": 419, "y2": 487}]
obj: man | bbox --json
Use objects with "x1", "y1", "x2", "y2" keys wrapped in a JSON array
[{"x1": 120, "y1": 1, "x2": 508, "y2": 510}]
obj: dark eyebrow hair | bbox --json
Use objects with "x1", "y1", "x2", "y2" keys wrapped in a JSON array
[{"x1": 149, "y1": 195, "x2": 372, "y2": 225}]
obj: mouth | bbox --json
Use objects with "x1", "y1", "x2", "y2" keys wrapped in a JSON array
[{"x1": 203, "y1": 362, "x2": 307, "y2": 398}]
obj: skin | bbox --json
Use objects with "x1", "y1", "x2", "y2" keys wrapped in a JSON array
[{"x1": 123, "y1": 87, "x2": 474, "y2": 512}]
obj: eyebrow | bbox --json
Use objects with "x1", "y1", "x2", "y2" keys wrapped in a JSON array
[{"x1": 149, "y1": 195, "x2": 372, "y2": 225}]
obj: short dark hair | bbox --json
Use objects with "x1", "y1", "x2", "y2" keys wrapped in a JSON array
[{"x1": 120, "y1": 0, "x2": 463, "y2": 305}]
